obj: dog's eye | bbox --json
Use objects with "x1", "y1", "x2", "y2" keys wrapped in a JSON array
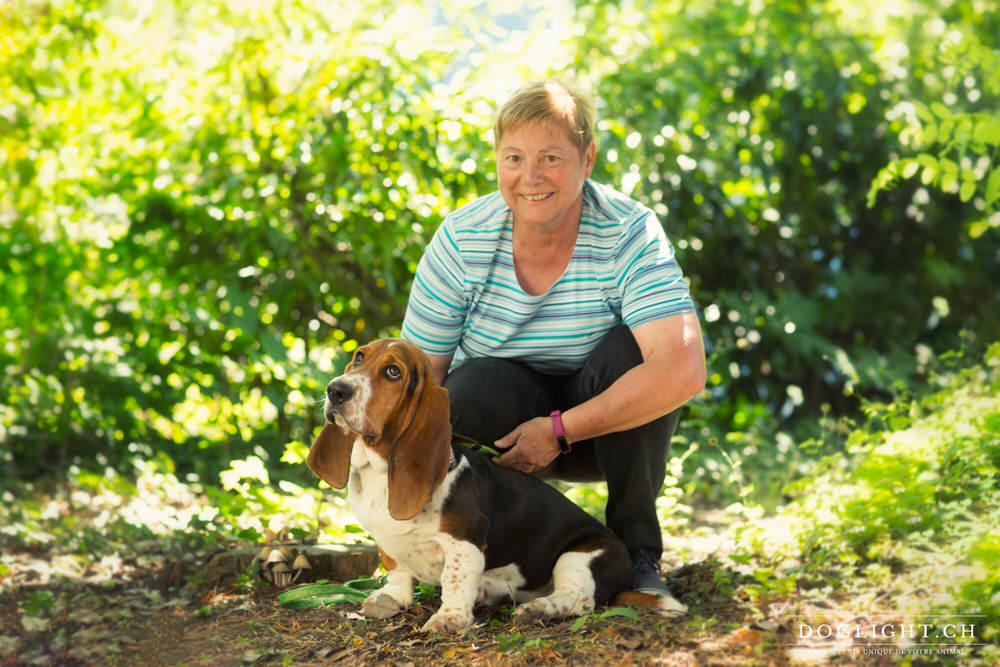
[
  {"x1": 352, "y1": 351, "x2": 364, "y2": 367},
  {"x1": 382, "y1": 365, "x2": 402, "y2": 381}
]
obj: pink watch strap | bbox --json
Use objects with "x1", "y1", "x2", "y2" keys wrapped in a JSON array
[{"x1": 550, "y1": 410, "x2": 572, "y2": 454}]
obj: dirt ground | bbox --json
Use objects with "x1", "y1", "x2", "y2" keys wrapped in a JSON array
[{"x1": 0, "y1": 549, "x2": 910, "y2": 667}]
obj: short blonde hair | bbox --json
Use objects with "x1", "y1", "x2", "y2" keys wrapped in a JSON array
[{"x1": 493, "y1": 80, "x2": 596, "y2": 156}]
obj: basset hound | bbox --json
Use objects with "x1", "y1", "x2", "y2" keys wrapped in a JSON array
[{"x1": 307, "y1": 338, "x2": 687, "y2": 633}]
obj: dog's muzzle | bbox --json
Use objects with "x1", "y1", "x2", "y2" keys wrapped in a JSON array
[
  {"x1": 324, "y1": 380, "x2": 357, "y2": 428},
  {"x1": 326, "y1": 380, "x2": 355, "y2": 406}
]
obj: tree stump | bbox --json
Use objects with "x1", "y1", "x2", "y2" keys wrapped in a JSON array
[{"x1": 203, "y1": 543, "x2": 380, "y2": 587}]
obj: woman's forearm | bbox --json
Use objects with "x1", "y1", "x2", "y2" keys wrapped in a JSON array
[{"x1": 560, "y1": 312, "x2": 705, "y2": 443}]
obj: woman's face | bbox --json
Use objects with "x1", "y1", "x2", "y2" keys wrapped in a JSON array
[{"x1": 496, "y1": 121, "x2": 595, "y2": 232}]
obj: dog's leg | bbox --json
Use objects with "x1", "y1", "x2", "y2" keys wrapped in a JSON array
[
  {"x1": 421, "y1": 538, "x2": 484, "y2": 633},
  {"x1": 476, "y1": 563, "x2": 536, "y2": 606},
  {"x1": 362, "y1": 567, "x2": 414, "y2": 619},
  {"x1": 513, "y1": 550, "x2": 598, "y2": 623}
]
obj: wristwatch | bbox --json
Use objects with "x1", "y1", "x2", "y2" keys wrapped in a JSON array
[{"x1": 550, "y1": 410, "x2": 572, "y2": 454}]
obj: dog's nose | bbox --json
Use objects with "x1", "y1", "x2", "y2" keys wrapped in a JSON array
[{"x1": 326, "y1": 381, "x2": 354, "y2": 406}]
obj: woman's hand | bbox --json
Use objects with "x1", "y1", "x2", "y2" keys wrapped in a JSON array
[{"x1": 493, "y1": 417, "x2": 562, "y2": 473}]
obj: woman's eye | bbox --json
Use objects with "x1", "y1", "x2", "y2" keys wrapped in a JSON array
[
  {"x1": 353, "y1": 352, "x2": 364, "y2": 367},
  {"x1": 383, "y1": 365, "x2": 402, "y2": 381}
]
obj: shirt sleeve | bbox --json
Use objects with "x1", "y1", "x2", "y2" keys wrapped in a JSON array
[
  {"x1": 400, "y1": 217, "x2": 468, "y2": 357},
  {"x1": 615, "y1": 207, "x2": 695, "y2": 328}
]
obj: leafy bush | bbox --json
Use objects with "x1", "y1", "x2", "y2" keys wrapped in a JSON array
[
  {"x1": 2, "y1": 0, "x2": 998, "y2": 505},
  {"x1": 573, "y1": 0, "x2": 999, "y2": 418},
  {"x1": 565, "y1": 0, "x2": 999, "y2": 506},
  {"x1": 1, "y1": 0, "x2": 489, "y2": 480},
  {"x1": 734, "y1": 342, "x2": 1000, "y2": 647},
  {"x1": 0, "y1": 449, "x2": 361, "y2": 566},
  {"x1": 869, "y1": 31, "x2": 1000, "y2": 235}
]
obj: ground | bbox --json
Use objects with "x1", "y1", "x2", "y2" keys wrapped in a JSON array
[
  {"x1": 1, "y1": 521, "x2": 911, "y2": 667},
  {"x1": 0, "y1": 558, "x2": 763, "y2": 666}
]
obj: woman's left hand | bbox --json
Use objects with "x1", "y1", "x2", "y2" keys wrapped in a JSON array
[{"x1": 493, "y1": 417, "x2": 562, "y2": 473}]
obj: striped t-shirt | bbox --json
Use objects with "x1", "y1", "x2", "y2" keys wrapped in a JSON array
[{"x1": 401, "y1": 179, "x2": 695, "y2": 374}]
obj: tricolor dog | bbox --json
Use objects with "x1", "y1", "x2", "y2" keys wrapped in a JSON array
[{"x1": 307, "y1": 338, "x2": 686, "y2": 633}]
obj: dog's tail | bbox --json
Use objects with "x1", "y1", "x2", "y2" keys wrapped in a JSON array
[{"x1": 612, "y1": 591, "x2": 688, "y2": 617}]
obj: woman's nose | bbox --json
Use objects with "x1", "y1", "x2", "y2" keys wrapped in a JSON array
[{"x1": 525, "y1": 160, "x2": 543, "y2": 183}]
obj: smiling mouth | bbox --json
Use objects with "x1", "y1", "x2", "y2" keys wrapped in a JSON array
[{"x1": 522, "y1": 193, "x2": 553, "y2": 201}]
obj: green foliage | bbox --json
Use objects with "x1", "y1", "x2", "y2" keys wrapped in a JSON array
[
  {"x1": 0, "y1": 449, "x2": 359, "y2": 571},
  {"x1": 868, "y1": 32, "x2": 1000, "y2": 237},
  {"x1": 1, "y1": 0, "x2": 999, "y2": 554},
  {"x1": 278, "y1": 577, "x2": 386, "y2": 609},
  {"x1": 0, "y1": 0, "x2": 491, "y2": 480},
  {"x1": 734, "y1": 342, "x2": 1000, "y2": 633},
  {"x1": 22, "y1": 591, "x2": 55, "y2": 618},
  {"x1": 572, "y1": 0, "x2": 999, "y2": 428},
  {"x1": 495, "y1": 631, "x2": 557, "y2": 654},
  {"x1": 954, "y1": 533, "x2": 1000, "y2": 643},
  {"x1": 570, "y1": 606, "x2": 639, "y2": 632}
]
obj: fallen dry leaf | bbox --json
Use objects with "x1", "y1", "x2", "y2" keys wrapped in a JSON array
[{"x1": 726, "y1": 627, "x2": 764, "y2": 644}]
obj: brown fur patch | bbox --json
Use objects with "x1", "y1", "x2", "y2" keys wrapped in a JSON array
[
  {"x1": 438, "y1": 509, "x2": 489, "y2": 552},
  {"x1": 568, "y1": 534, "x2": 610, "y2": 553},
  {"x1": 613, "y1": 590, "x2": 688, "y2": 616},
  {"x1": 612, "y1": 591, "x2": 662, "y2": 608},
  {"x1": 378, "y1": 546, "x2": 398, "y2": 571}
]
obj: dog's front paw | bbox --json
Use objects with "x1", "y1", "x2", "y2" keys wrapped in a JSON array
[
  {"x1": 361, "y1": 591, "x2": 406, "y2": 619},
  {"x1": 420, "y1": 607, "x2": 474, "y2": 634}
]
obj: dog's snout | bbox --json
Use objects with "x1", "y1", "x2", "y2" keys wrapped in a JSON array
[{"x1": 327, "y1": 381, "x2": 355, "y2": 405}]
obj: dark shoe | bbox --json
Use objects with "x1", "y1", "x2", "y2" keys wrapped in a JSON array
[{"x1": 629, "y1": 548, "x2": 670, "y2": 596}]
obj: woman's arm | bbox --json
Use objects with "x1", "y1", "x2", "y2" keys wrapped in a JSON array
[
  {"x1": 493, "y1": 312, "x2": 705, "y2": 472},
  {"x1": 564, "y1": 312, "x2": 706, "y2": 439},
  {"x1": 426, "y1": 353, "x2": 454, "y2": 387}
]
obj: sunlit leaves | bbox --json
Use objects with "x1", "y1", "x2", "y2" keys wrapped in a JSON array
[
  {"x1": 0, "y1": 0, "x2": 489, "y2": 478},
  {"x1": 575, "y1": 0, "x2": 999, "y2": 424},
  {"x1": 220, "y1": 456, "x2": 270, "y2": 492},
  {"x1": 732, "y1": 346, "x2": 1000, "y2": 632},
  {"x1": 2, "y1": 0, "x2": 999, "y2": 489},
  {"x1": 869, "y1": 33, "x2": 999, "y2": 219}
]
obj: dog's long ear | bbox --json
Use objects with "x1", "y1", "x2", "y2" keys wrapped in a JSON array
[
  {"x1": 307, "y1": 424, "x2": 354, "y2": 489},
  {"x1": 386, "y1": 382, "x2": 452, "y2": 520}
]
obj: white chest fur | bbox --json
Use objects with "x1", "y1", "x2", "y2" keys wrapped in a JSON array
[{"x1": 347, "y1": 439, "x2": 457, "y2": 585}]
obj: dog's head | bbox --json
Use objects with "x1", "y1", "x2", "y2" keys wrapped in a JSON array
[{"x1": 307, "y1": 338, "x2": 452, "y2": 520}]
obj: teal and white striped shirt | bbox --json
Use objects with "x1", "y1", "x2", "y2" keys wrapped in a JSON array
[{"x1": 401, "y1": 180, "x2": 695, "y2": 374}]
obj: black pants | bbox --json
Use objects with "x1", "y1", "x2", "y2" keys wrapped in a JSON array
[{"x1": 444, "y1": 326, "x2": 679, "y2": 558}]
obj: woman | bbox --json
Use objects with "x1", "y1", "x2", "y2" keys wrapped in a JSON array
[{"x1": 401, "y1": 80, "x2": 706, "y2": 596}]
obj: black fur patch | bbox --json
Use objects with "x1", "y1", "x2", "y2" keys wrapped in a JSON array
[{"x1": 406, "y1": 365, "x2": 420, "y2": 398}]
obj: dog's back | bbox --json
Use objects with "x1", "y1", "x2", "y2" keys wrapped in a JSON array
[{"x1": 441, "y1": 445, "x2": 633, "y2": 605}]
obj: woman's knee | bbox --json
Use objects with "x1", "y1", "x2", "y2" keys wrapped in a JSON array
[
  {"x1": 575, "y1": 325, "x2": 643, "y2": 396},
  {"x1": 443, "y1": 358, "x2": 551, "y2": 443}
]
